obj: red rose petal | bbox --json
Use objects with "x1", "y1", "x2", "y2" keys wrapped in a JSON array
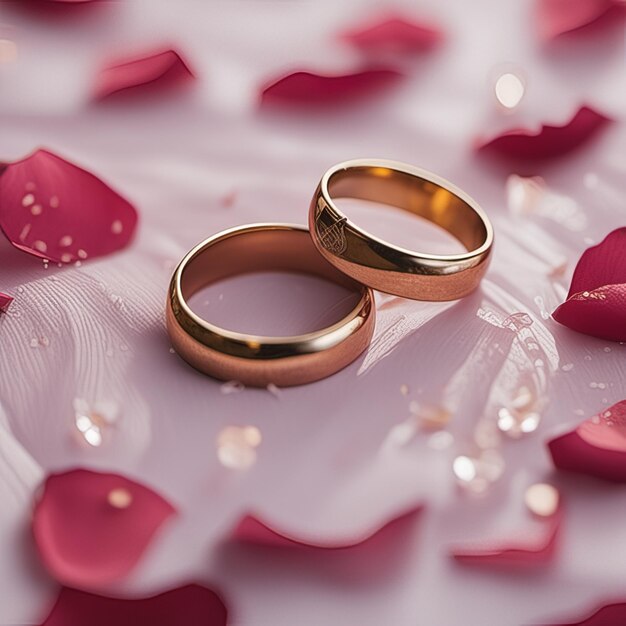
[
  {"x1": 40, "y1": 585, "x2": 228, "y2": 626},
  {"x1": 33, "y1": 469, "x2": 176, "y2": 587},
  {"x1": 548, "y1": 400, "x2": 626, "y2": 482},
  {"x1": 93, "y1": 49, "x2": 195, "y2": 102},
  {"x1": 340, "y1": 15, "x2": 443, "y2": 54},
  {"x1": 260, "y1": 67, "x2": 402, "y2": 108},
  {"x1": 543, "y1": 603, "x2": 626, "y2": 625},
  {"x1": 0, "y1": 149, "x2": 137, "y2": 264},
  {"x1": 536, "y1": 0, "x2": 625, "y2": 39},
  {"x1": 451, "y1": 513, "x2": 560, "y2": 568},
  {"x1": 233, "y1": 506, "x2": 420, "y2": 549},
  {"x1": 0, "y1": 292, "x2": 13, "y2": 312},
  {"x1": 477, "y1": 106, "x2": 610, "y2": 160},
  {"x1": 553, "y1": 228, "x2": 626, "y2": 342}
]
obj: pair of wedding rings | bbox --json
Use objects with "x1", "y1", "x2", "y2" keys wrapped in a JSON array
[{"x1": 166, "y1": 159, "x2": 494, "y2": 387}]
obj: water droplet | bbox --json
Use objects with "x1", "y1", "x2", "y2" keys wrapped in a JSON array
[
  {"x1": 111, "y1": 220, "x2": 123, "y2": 234},
  {"x1": 49, "y1": 195, "x2": 60, "y2": 208},
  {"x1": 108, "y1": 488, "x2": 133, "y2": 509},
  {"x1": 74, "y1": 413, "x2": 103, "y2": 447},
  {"x1": 217, "y1": 425, "x2": 262, "y2": 470},
  {"x1": 561, "y1": 363, "x2": 574, "y2": 372},
  {"x1": 453, "y1": 455, "x2": 476, "y2": 482},
  {"x1": 497, "y1": 407, "x2": 540, "y2": 438},
  {"x1": 77, "y1": 249, "x2": 88, "y2": 259},
  {"x1": 61, "y1": 253, "x2": 73, "y2": 263},
  {"x1": 31, "y1": 204, "x2": 43, "y2": 216},
  {"x1": 495, "y1": 72, "x2": 525, "y2": 109},
  {"x1": 454, "y1": 450, "x2": 505, "y2": 492},
  {"x1": 525, "y1": 483, "x2": 559, "y2": 517},
  {"x1": 400, "y1": 384, "x2": 409, "y2": 396},
  {"x1": 74, "y1": 260, "x2": 82, "y2": 268},
  {"x1": 33, "y1": 240, "x2": 47, "y2": 253},
  {"x1": 29, "y1": 338, "x2": 39, "y2": 348},
  {"x1": 22, "y1": 193, "x2": 35, "y2": 207},
  {"x1": 59, "y1": 235, "x2": 73, "y2": 247},
  {"x1": 604, "y1": 346, "x2": 612, "y2": 353},
  {"x1": 220, "y1": 380, "x2": 245, "y2": 395}
]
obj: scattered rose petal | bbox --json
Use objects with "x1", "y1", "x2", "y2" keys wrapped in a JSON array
[
  {"x1": 553, "y1": 228, "x2": 626, "y2": 342},
  {"x1": 451, "y1": 511, "x2": 560, "y2": 567},
  {"x1": 232, "y1": 506, "x2": 420, "y2": 549},
  {"x1": 536, "y1": 0, "x2": 625, "y2": 39},
  {"x1": 260, "y1": 67, "x2": 402, "y2": 108},
  {"x1": 40, "y1": 585, "x2": 227, "y2": 626},
  {"x1": 542, "y1": 603, "x2": 626, "y2": 625},
  {"x1": 477, "y1": 106, "x2": 610, "y2": 160},
  {"x1": 0, "y1": 292, "x2": 13, "y2": 312},
  {"x1": 0, "y1": 149, "x2": 137, "y2": 264},
  {"x1": 33, "y1": 469, "x2": 176, "y2": 587},
  {"x1": 340, "y1": 14, "x2": 443, "y2": 54},
  {"x1": 92, "y1": 49, "x2": 195, "y2": 102},
  {"x1": 548, "y1": 400, "x2": 626, "y2": 482}
]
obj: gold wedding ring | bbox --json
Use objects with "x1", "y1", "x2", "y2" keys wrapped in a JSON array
[
  {"x1": 309, "y1": 159, "x2": 493, "y2": 301},
  {"x1": 166, "y1": 224, "x2": 375, "y2": 387}
]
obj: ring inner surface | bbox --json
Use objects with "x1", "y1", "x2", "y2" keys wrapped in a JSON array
[
  {"x1": 180, "y1": 227, "x2": 365, "y2": 314},
  {"x1": 327, "y1": 165, "x2": 487, "y2": 252}
]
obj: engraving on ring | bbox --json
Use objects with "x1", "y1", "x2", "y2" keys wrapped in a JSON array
[{"x1": 316, "y1": 199, "x2": 347, "y2": 255}]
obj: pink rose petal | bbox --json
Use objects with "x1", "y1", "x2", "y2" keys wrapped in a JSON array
[
  {"x1": 0, "y1": 292, "x2": 13, "y2": 313},
  {"x1": 553, "y1": 228, "x2": 626, "y2": 342},
  {"x1": 33, "y1": 469, "x2": 176, "y2": 587},
  {"x1": 548, "y1": 400, "x2": 626, "y2": 482},
  {"x1": 260, "y1": 67, "x2": 402, "y2": 108},
  {"x1": 0, "y1": 149, "x2": 137, "y2": 264},
  {"x1": 93, "y1": 48, "x2": 195, "y2": 102},
  {"x1": 543, "y1": 603, "x2": 626, "y2": 625},
  {"x1": 40, "y1": 584, "x2": 228, "y2": 626},
  {"x1": 233, "y1": 506, "x2": 420, "y2": 549},
  {"x1": 451, "y1": 513, "x2": 560, "y2": 568},
  {"x1": 340, "y1": 14, "x2": 443, "y2": 54},
  {"x1": 536, "y1": 0, "x2": 625, "y2": 39},
  {"x1": 477, "y1": 106, "x2": 610, "y2": 161}
]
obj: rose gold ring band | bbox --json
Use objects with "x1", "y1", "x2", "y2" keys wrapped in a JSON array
[
  {"x1": 166, "y1": 223, "x2": 375, "y2": 387},
  {"x1": 309, "y1": 159, "x2": 494, "y2": 301}
]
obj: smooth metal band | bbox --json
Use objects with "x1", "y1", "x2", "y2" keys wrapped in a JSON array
[
  {"x1": 166, "y1": 223, "x2": 375, "y2": 387},
  {"x1": 309, "y1": 159, "x2": 494, "y2": 301}
]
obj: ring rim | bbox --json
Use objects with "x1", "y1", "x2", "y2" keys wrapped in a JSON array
[
  {"x1": 166, "y1": 223, "x2": 375, "y2": 386},
  {"x1": 310, "y1": 159, "x2": 494, "y2": 301}
]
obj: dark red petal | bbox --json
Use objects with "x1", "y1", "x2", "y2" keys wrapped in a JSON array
[
  {"x1": 340, "y1": 15, "x2": 443, "y2": 54},
  {"x1": 232, "y1": 506, "x2": 420, "y2": 549},
  {"x1": 536, "y1": 0, "x2": 625, "y2": 39},
  {"x1": 552, "y1": 284, "x2": 626, "y2": 342},
  {"x1": 260, "y1": 68, "x2": 402, "y2": 107},
  {"x1": 566, "y1": 228, "x2": 626, "y2": 297},
  {"x1": 40, "y1": 585, "x2": 228, "y2": 626},
  {"x1": 548, "y1": 400, "x2": 626, "y2": 482},
  {"x1": 477, "y1": 106, "x2": 610, "y2": 160},
  {"x1": 0, "y1": 149, "x2": 137, "y2": 264},
  {"x1": 451, "y1": 514, "x2": 560, "y2": 568},
  {"x1": 543, "y1": 603, "x2": 626, "y2": 625},
  {"x1": 92, "y1": 49, "x2": 195, "y2": 101},
  {"x1": 552, "y1": 229, "x2": 626, "y2": 342},
  {"x1": 0, "y1": 292, "x2": 13, "y2": 312},
  {"x1": 33, "y1": 469, "x2": 176, "y2": 587}
]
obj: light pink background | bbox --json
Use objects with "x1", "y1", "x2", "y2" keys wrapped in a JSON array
[{"x1": 0, "y1": 1, "x2": 625, "y2": 624}]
